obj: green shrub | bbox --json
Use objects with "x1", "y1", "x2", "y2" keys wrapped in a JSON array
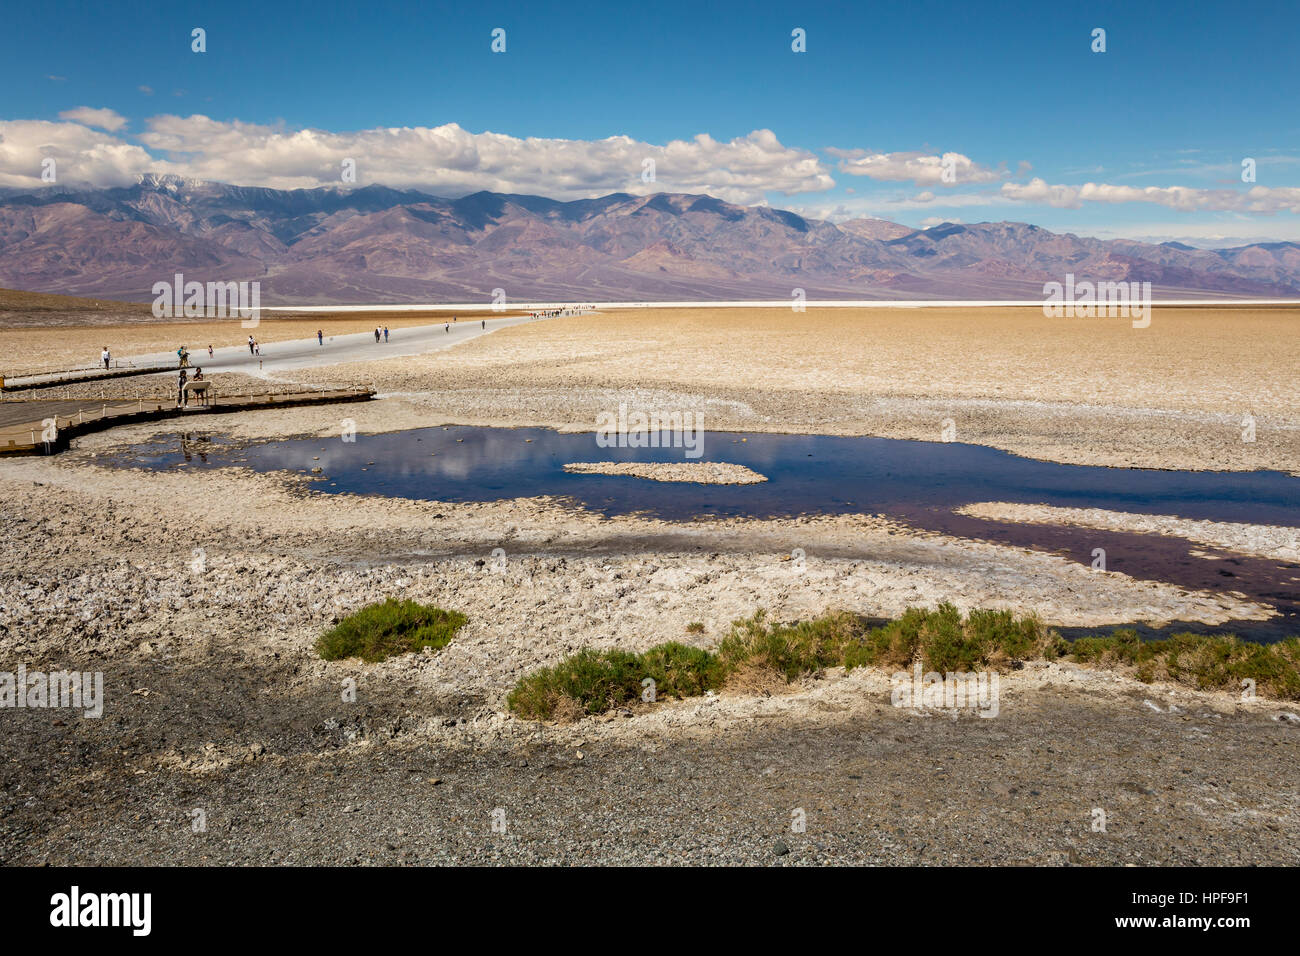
[
  {"x1": 640, "y1": 642, "x2": 724, "y2": 699},
  {"x1": 507, "y1": 605, "x2": 1300, "y2": 721},
  {"x1": 505, "y1": 647, "x2": 645, "y2": 720},
  {"x1": 316, "y1": 598, "x2": 468, "y2": 662},
  {"x1": 717, "y1": 609, "x2": 864, "y2": 680},
  {"x1": 840, "y1": 604, "x2": 1056, "y2": 673},
  {"x1": 506, "y1": 644, "x2": 720, "y2": 720}
]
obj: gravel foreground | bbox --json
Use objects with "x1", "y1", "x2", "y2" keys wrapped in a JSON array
[{"x1": 4, "y1": 660, "x2": 1298, "y2": 865}]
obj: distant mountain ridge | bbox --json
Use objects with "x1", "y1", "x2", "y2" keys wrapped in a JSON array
[{"x1": 1, "y1": 175, "x2": 1297, "y2": 303}]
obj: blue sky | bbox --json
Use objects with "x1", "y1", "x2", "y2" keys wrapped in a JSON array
[{"x1": 3, "y1": 0, "x2": 1298, "y2": 244}]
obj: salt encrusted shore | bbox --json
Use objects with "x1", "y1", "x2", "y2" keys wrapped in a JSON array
[
  {"x1": 563, "y1": 460, "x2": 767, "y2": 485},
  {"x1": 2, "y1": 450, "x2": 1297, "y2": 865},
  {"x1": 959, "y1": 501, "x2": 1300, "y2": 563}
]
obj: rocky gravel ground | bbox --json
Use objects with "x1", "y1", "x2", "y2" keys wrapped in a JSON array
[{"x1": 5, "y1": 659, "x2": 1298, "y2": 865}]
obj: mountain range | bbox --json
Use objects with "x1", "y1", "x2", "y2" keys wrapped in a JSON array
[{"x1": 1, "y1": 174, "x2": 1298, "y2": 303}]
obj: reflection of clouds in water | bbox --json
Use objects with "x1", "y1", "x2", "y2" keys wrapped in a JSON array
[
  {"x1": 124, "y1": 427, "x2": 1300, "y2": 542},
  {"x1": 256, "y1": 428, "x2": 572, "y2": 482},
  {"x1": 255, "y1": 427, "x2": 869, "y2": 490}
]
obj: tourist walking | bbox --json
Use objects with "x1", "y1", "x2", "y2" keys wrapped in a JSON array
[
  {"x1": 176, "y1": 368, "x2": 188, "y2": 407},
  {"x1": 383, "y1": 326, "x2": 389, "y2": 342},
  {"x1": 208, "y1": 344, "x2": 214, "y2": 358},
  {"x1": 374, "y1": 328, "x2": 380, "y2": 343},
  {"x1": 101, "y1": 347, "x2": 110, "y2": 370},
  {"x1": 317, "y1": 329, "x2": 323, "y2": 346},
  {"x1": 248, "y1": 334, "x2": 255, "y2": 355}
]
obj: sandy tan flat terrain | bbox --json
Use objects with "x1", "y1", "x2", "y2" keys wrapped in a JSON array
[
  {"x1": 275, "y1": 305, "x2": 1300, "y2": 473},
  {"x1": 7, "y1": 305, "x2": 1297, "y2": 473}
]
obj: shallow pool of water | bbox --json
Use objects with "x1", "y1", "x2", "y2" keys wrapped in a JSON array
[
  {"x1": 109, "y1": 426, "x2": 1300, "y2": 639},
  {"x1": 121, "y1": 425, "x2": 1300, "y2": 522}
]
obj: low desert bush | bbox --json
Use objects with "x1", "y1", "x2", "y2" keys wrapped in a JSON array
[
  {"x1": 316, "y1": 599, "x2": 467, "y2": 662},
  {"x1": 507, "y1": 606, "x2": 1300, "y2": 720}
]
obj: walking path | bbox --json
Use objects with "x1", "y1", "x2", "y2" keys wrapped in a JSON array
[
  {"x1": 1, "y1": 310, "x2": 583, "y2": 389},
  {"x1": 126, "y1": 310, "x2": 581, "y2": 377},
  {"x1": 0, "y1": 309, "x2": 585, "y2": 454},
  {"x1": 0, "y1": 364, "x2": 172, "y2": 392},
  {"x1": 0, "y1": 387, "x2": 373, "y2": 456}
]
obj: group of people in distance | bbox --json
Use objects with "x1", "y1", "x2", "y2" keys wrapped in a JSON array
[
  {"x1": 98, "y1": 313, "x2": 520, "y2": 413},
  {"x1": 528, "y1": 306, "x2": 587, "y2": 319}
]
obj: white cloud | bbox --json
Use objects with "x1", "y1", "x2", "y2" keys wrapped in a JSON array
[
  {"x1": 57, "y1": 107, "x2": 128, "y2": 132},
  {"x1": 827, "y1": 149, "x2": 1005, "y2": 186},
  {"x1": 784, "y1": 201, "x2": 880, "y2": 223},
  {"x1": 920, "y1": 216, "x2": 963, "y2": 228},
  {"x1": 0, "y1": 120, "x2": 154, "y2": 187},
  {"x1": 1001, "y1": 177, "x2": 1300, "y2": 214},
  {"x1": 0, "y1": 116, "x2": 834, "y2": 200},
  {"x1": 128, "y1": 117, "x2": 833, "y2": 203},
  {"x1": 882, "y1": 191, "x2": 1018, "y2": 211},
  {"x1": 1081, "y1": 221, "x2": 1300, "y2": 246},
  {"x1": 4, "y1": 110, "x2": 1299, "y2": 232}
]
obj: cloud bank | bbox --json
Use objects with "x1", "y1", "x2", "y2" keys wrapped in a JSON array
[
  {"x1": 1002, "y1": 177, "x2": 1300, "y2": 215},
  {"x1": 0, "y1": 113, "x2": 1295, "y2": 225},
  {"x1": 0, "y1": 116, "x2": 833, "y2": 203}
]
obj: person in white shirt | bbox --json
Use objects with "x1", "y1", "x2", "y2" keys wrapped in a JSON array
[{"x1": 101, "y1": 347, "x2": 110, "y2": 370}]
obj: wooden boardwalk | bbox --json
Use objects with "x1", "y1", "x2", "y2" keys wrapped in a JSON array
[
  {"x1": 0, "y1": 387, "x2": 374, "y2": 456},
  {"x1": 0, "y1": 364, "x2": 173, "y2": 392}
]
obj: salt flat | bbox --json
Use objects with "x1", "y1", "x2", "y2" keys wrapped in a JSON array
[
  {"x1": 3, "y1": 302, "x2": 1298, "y2": 866},
  {"x1": 271, "y1": 304, "x2": 1300, "y2": 473}
]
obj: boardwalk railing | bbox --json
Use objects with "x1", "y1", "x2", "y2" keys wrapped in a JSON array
[
  {"x1": 0, "y1": 364, "x2": 177, "y2": 393},
  {"x1": 0, "y1": 386, "x2": 374, "y2": 456}
]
